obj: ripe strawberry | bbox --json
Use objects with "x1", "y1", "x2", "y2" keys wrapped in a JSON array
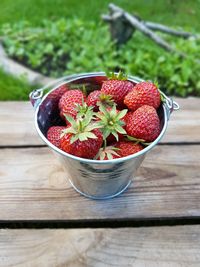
[
  {"x1": 87, "y1": 90, "x2": 113, "y2": 111},
  {"x1": 56, "y1": 84, "x2": 69, "y2": 98},
  {"x1": 59, "y1": 89, "x2": 86, "y2": 122},
  {"x1": 49, "y1": 84, "x2": 69, "y2": 101},
  {"x1": 124, "y1": 81, "x2": 161, "y2": 111},
  {"x1": 96, "y1": 141, "x2": 143, "y2": 160},
  {"x1": 101, "y1": 72, "x2": 134, "y2": 107},
  {"x1": 60, "y1": 129, "x2": 103, "y2": 159},
  {"x1": 115, "y1": 141, "x2": 143, "y2": 157},
  {"x1": 47, "y1": 126, "x2": 66, "y2": 148},
  {"x1": 125, "y1": 105, "x2": 160, "y2": 142},
  {"x1": 87, "y1": 90, "x2": 101, "y2": 110},
  {"x1": 60, "y1": 109, "x2": 103, "y2": 159}
]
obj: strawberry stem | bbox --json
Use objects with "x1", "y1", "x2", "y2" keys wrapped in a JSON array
[
  {"x1": 82, "y1": 85, "x2": 87, "y2": 96},
  {"x1": 78, "y1": 119, "x2": 83, "y2": 132},
  {"x1": 103, "y1": 139, "x2": 107, "y2": 150}
]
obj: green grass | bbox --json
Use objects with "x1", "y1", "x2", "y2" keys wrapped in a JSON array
[
  {"x1": 0, "y1": 69, "x2": 32, "y2": 100},
  {"x1": 0, "y1": 0, "x2": 200, "y2": 100},
  {"x1": 0, "y1": 0, "x2": 200, "y2": 31}
]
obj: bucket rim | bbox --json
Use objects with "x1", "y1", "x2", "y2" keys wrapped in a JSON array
[{"x1": 34, "y1": 72, "x2": 169, "y2": 164}]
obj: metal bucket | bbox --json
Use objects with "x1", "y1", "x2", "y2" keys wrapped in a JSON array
[{"x1": 30, "y1": 72, "x2": 179, "y2": 199}]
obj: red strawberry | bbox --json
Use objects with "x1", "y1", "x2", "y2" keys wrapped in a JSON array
[
  {"x1": 96, "y1": 141, "x2": 143, "y2": 160},
  {"x1": 101, "y1": 72, "x2": 134, "y2": 107},
  {"x1": 87, "y1": 90, "x2": 113, "y2": 111},
  {"x1": 60, "y1": 128, "x2": 103, "y2": 159},
  {"x1": 60, "y1": 109, "x2": 103, "y2": 159},
  {"x1": 124, "y1": 81, "x2": 161, "y2": 111},
  {"x1": 86, "y1": 90, "x2": 101, "y2": 111},
  {"x1": 59, "y1": 89, "x2": 86, "y2": 121},
  {"x1": 47, "y1": 126, "x2": 66, "y2": 148},
  {"x1": 125, "y1": 105, "x2": 160, "y2": 142},
  {"x1": 49, "y1": 84, "x2": 69, "y2": 101},
  {"x1": 56, "y1": 84, "x2": 69, "y2": 97},
  {"x1": 115, "y1": 141, "x2": 143, "y2": 157}
]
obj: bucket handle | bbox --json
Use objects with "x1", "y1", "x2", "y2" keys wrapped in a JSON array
[{"x1": 160, "y1": 91, "x2": 180, "y2": 120}]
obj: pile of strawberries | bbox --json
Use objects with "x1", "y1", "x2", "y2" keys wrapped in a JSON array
[{"x1": 47, "y1": 72, "x2": 161, "y2": 160}]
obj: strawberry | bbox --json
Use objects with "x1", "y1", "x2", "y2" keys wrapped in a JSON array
[
  {"x1": 96, "y1": 141, "x2": 143, "y2": 160},
  {"x1": 49, "y1": 84, "x2": 69, "y2": 101},
  {"x1": 60, "y1": 109, "x2": 103, "y2": 159},
  {"x1": 86, "y1": 90, "x2": 113, "y2": 111},
  {"x1": 115, "y1": 141, "x2": 143, "y2": 157},
  {"x1": 124, "y1": 81, "x2": 161, "y2": 111},
  {"x1": 125, "y1": 105, "x2": 160, "y2": 142},
  {"x1": 87, "y1": 90, "x2": 101, "y2": 110},
  {"x1": 55, "y1": 84, "x2": 69, "y2": 98},
  {"x1": 47, "y1": 126, "x2": 66, "y2": 148},
  {"x1": 60, "y1": 129, "x2": 103, "y2": 159},
  {"x1": 59, "y1": 89, "x2": 86, "y2": 121},
  {"x1": 101, "y1": 72, "x2": 134, "y2": 108}
]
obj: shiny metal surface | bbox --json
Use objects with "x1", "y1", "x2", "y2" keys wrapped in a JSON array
[
  {"x1": 30, "y1": 72, "x2": 179, "y2": 199},
  {"x1": 56, "y1": 150, "x2": 145, "y2": 199}
]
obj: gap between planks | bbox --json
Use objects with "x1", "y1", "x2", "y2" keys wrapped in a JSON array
[{"x1": 1, "y1": 217, "x2": 200, "y2": 229}]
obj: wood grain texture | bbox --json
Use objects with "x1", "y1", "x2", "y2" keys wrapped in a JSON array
[
  {"x1": 0, "y1": 145, "x2": 199, "y2": 221},
  {"x1": 0, "y1": 226, "x2": 200, "y2": 267},
  {"x1": 161, "y1": 97, "x2": 200, "y2": 143},
  {"x1": 0, "y1": 101, "x2": 42, "y2": 146},
  {"x1": 0, "y1": 98, "x2": 199, "y2": 146}
]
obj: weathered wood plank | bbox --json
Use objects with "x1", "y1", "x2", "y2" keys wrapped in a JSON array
[
  {"x1": 0, "y1": 101, "x2": 42, "y2": 146},
  {"x1": 0, "y1": 98, "x2": 199, "y2": 146},
  {"x1": 161, "y1": 97, "x2": 200, "y2": 143},
  {"x1": 0, "y1": 226, "x2": 200, "y2": 267},
  {"x1": 0, "y1": 145, "x2": 199, "y2": 221}
]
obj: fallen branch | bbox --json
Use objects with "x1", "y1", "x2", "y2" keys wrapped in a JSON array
[
  {"x1": 0, "y1": 43, "x2": 53, "y2": 86},
  {"x1": 103, "y1": 3, "x2": 183, "y2": 54},
  {"x1": 144, "y1": 21, "x2": 199, "y2": 39},
  {"x1": 103, "y1": 3, "x2": 199, "y2": 58}
]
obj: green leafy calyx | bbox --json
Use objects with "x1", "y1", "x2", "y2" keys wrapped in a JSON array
[
  {"x1": 126, "y1": 135, "x2": 152, "y2": 146},
  {"x1": 96, "y1": 103, "x2": 127, "y2": 141},
  {"x1": 106, "y1": 70, "x2": 128, "y2": 81},
  {"x1": 95, "y1": 146, "x2": 120, "y2": 160},
  {"x1": 75, "y1": 101, "x2": 93, "y2": 119},
  {"x1": 63, "y1": 108, "x2": 102, "y2": 144},
  {"x1": 97, "y1": 93, "x2": 114, "y2": 108}
]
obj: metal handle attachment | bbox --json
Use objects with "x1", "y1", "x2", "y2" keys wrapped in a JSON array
[
  {"x1": 29, "y1": 89, "x2": 44, "y2": 109},
  {"x1": 160, "y1": 91, "x2": 180, "y2": 120}
]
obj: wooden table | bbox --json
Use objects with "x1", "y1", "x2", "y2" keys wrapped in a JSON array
[{"x1": 0, "y1": 98, "x2": 200, "y2": 266}]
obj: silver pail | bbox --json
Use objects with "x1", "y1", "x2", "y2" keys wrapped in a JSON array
[{"x1": 30, "y1": 72, "x2": 179, "y2": 199}]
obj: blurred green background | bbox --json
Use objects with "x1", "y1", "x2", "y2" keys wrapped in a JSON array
[{"x1": 0, "y1": 0, "x2": 200, "y2": 100}]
